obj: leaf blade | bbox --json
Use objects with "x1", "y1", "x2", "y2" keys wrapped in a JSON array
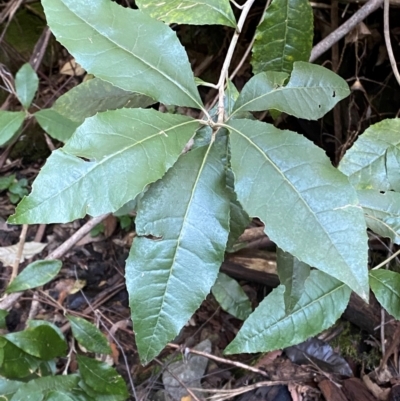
[
  {"x1": 357, "y1": 190, "x2": 400, "y2": 244},
  {"x1": 9, "y1": 109, "x2": 198, "y2": 224},
  {"x1": 15, "y1": 63, "x2": 39, "y2": 109},
  {"x1": 251, "y1": 0, "x2": 313, "y2": 74},
  {"x1": 369, "y1": 270, "x2": 400, "y2": 320},
  {"x1": 0, "y1": 111, "x2": 25, "y2": 146},
  {"x1": 233, "y1": 62, "x2": 350, "y2": 120},
  {"x1": 211, "y1": 273, "x2": 252, "y2": 320},
  {"x1": 225, "y1": 270, "x2": 351, "y2": 354},
  {"x1": 126, "y1": 141, "x2": 230, "y2": 364},
  {"x1": 228, "y1": 119, "x2": 369, "y2": 299},
  {"x1": 136, "y1": 0, "x2": 236, "y2": 27},
  {"x1": 339, "y1": 118, "x2": 400, "y2": 191},
  {"x1": 6, "y1": 260, "x2": 62, "y2": 293},
  {"x1": 35, "y1": 78, "x2": 155, "y2": 142},
  {"x1": 42, "y1": 0, "x2": 203, "y2": 108},
  {"x1": 68, "y1": 315, "x2": 111, "y2": 355},
  {"x1": 277, "y1": 248, "x2": 311, "y2": 312}
]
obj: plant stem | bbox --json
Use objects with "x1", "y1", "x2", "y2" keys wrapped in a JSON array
[
  {"x1": 217, "y1": 0, "x2": 256, "y2": 125},
  {"x1": 372, "y1": 248, "x2": 400, "y2": 270}
]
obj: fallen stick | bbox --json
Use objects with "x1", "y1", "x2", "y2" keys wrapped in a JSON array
[{"x1": 310, "y1": 0, "x2": 384, "y2": 62}]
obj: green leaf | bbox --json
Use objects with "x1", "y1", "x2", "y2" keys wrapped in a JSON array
[
  {"x1": 45, "y1": 392, "x2": 75, "y2": 401},
  {"x1": 0, "y1": 111, "x2": 25, "y2": 146},
  {"x1": 251, "y1": 0, "x2": 313, "y2": 74},
  {"x1": 4, "y1": 325, "x2": 67, "y2": 360},
  {"x1": 211, "y1": 273, "x2": 252, "y2": 320},
  {"x1": 369, "y1": 270, "x2": 400, "y2": 320},
  {"x1": 126, "y1": 141, "x2": 230, "y2": 364},
  {"x1": 0, "y1": 340, "x2": 41, "y2": 379},
  {"x1": 357, "y1": 190, "x2": 400, "y2": 244},
  {"x1": 136, "y1": 0, "x2": 236, "y2": 27},
  {"x1": 53, "y1": 78, "x2": 155, "y2": 123},
  {"x1": 36, "y1": 78, "x2": 156, "y2": 143},
  {"x1": 0, "y1": 310, "x2": 8, "y2": 329},
  {"x1": 6, "y1": 260, "x2": 62, "y2": 293},
  {"x1": 225, "y1": 149, "x2": 250, "y2": 251},
  {"x1": 35, "y1": 109, "x2": 81, "y2": 143},
  {"x1": 232, "y1": 62, "x2": 350, "y2": 120},
  {"x1": 0, "y1": 377, "x2": 21, "y2": 400},
  {"x1": 9, "y1": 109, "x2": 198, "y2": 224},
  {"x1": 27, "y1": 320, "x2": 66, "y2": 345},
  {"x1": 225, "y1": 270, "x2": 351, "y2": 354},
  {"x1": 228, "y1": 119, "x2": 369, "y2": 300},
  {"x1": 77, "y1": 355, "x2": 128, "y2": 397},
  {"x1": 277, "y1": 248, "x2": 311, "y2": 312},
  {"x1": 10, "y1": 375, "x2": 79, "y2": 401},
  {"x1": 339, "y1": 119, "x2": 400, "y2": 191},
  {"x1": 0, "y1": 175, "x2": 15, "y2": 191},
  {"x1": 15, "y1": 63, "x2": 39, "y2": 109},
  {"x1": 42, "y1": 0, "x2": 203, "y2": 108},
  {"x1": 68, "y1": 315, "x2": 111, "y2": 355}
]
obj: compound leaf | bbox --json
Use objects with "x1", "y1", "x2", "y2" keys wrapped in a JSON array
[
  {"x1": 6, "y1": 260, "x2": 62, "y2": 293},
  {"x1": 228, "y1": 119, "x2": 369, "y2": 300},
  {"x1": 232, "y1": 62, "x2": 350, "y2": 120},
  {"x1": 136, "y1": 0, "x2": 236, "y2": 27},
  {"x1": 252, "y1": 0, "x2": 313, "y2": 74},
  {"x1": 9, "y1": 109, "x2": 198, "y2": 224},
  {"x1": 225, "y1": 270, "x2": 351, "y2": 354},
  {"x1": 277, "y1": 248, "x2": 311, "y2": 312},
  {"x1": 126, "y1": 141, "x2": 230, "y2": 364},
  {"x1": 41, "y1": 0, "x2": 202, "y2": 109},
  {"x1": 0, "y1": 111, "x2": 25, "y2": 146},
  {"x1": 339, "y1": 119, "x2": 400, "y2": 191},
  {"x1": 370, "y1": 270, "x2": 400, "y2": 320},
  {"x1": 15, "y1": 63, "x2": 39, "y2": 109},
  {"x1": 357, "y1": 190, "x2": 400, "y2": 244}
]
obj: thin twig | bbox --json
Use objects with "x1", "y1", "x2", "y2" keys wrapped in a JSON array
[
  {"x1": 217, "y1": 0, "x2": 256, "y2": 124},
  {"x1": 229, "y1": 0, "x2": 271, "y2": 81},
  {"x1": 10, "y1": 224, "x2": 28, "y2": 283},
  {"x1": 371, "y1": 248, "x2": 400, "y2": 270},
  {"x1": 383, "y1": 0, "x2": 400, "y2": 86},
  {"x1": 310, "y1": 0, "x2": 384, "y2": 62},
  {"x1": 167, "y1": 343, "x2": 269, "y2": 378}
]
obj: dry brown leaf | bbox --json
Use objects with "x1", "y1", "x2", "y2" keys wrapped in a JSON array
[{"x1": 0, "y1": 242, "x2": 47, "y2": 267}]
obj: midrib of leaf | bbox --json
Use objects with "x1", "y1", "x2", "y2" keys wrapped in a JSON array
[
  {"x1": 79, "y1": 358, "x2": 107, "y2": 383},
  {"x1": 242, "y1": 281, "x2": 346, "y2": 343},
  {"x1": 58, "y1": 0, "x2": 203, "y2": 110},
  {"x1": 144, "y1": 141, "x2": 216, "y2": 360},
  {"x1": 228, "y1": 124, "x2": 353, "y2": 272},
  {"x1": 19, "y1": 119, "x2": 198, "y2": 217}
]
